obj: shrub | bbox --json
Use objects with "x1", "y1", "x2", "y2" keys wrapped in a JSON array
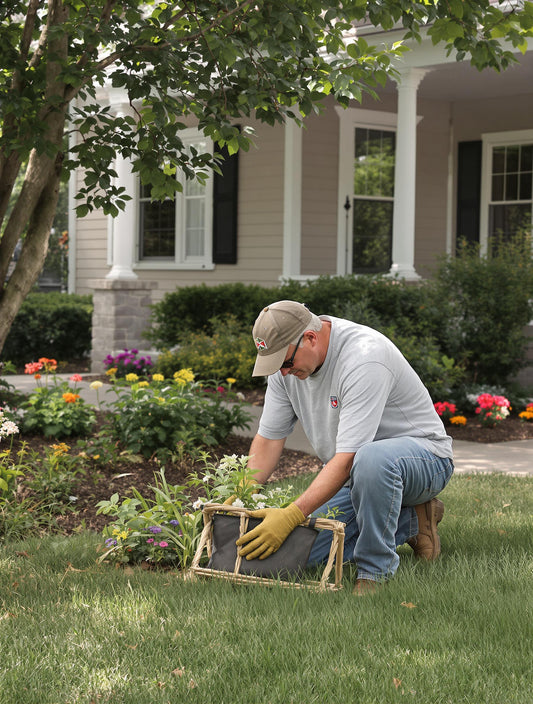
[
  {"x1": 154, "y1": 316, "x2": 260, "y2": 389},
  {"x1": 104, "y1": 371, "x2": 252, "y2": 460},
  {"x1": 426, "y1": 234, "x2": 533, "y2": 386},
  {"x1": 1, "y1": 293, "x2": 93, "y2": 367},
  {"x1": 147, "y1": 283, "x2": 273, "y2": 347}
]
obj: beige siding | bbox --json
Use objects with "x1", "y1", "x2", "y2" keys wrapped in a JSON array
[
  {"x1": 300, "y1": 103, "x2": 339, "y2": 275},
  {"x1": 414, "y1": 98, "x2": 452, "y2": 277}
]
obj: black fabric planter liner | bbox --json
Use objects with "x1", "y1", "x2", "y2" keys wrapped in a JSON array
[{"x1": 208, "y1": 514, "x2": 318, "y2": 581}]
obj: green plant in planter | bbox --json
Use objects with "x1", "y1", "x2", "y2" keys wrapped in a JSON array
[
  {"x1": 96, "y1": 453, "x2": 300, "y2": 569},
  {"x1": 105, "y1": 369, "x2": 251, "y2": 460}
]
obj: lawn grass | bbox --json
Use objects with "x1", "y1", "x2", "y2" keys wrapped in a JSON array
[{"x1": 0, "y1": 473, "x2": 532, "y2": 704}]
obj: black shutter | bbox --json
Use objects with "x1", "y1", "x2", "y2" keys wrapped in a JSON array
[
  {"x1": 456, "y1": 140, "x2": 482, "y2": 248},
  {"x1": 212, "y1": 144, "x2": 239, "y2": 264}
]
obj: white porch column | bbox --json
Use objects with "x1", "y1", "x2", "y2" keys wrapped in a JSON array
[
  {"x1": 106, "y1": 95, "x2": 137, "y2": 280},
  {"x1": 282, "y1": 119, "x2": 302, "y2": 278},
  {"x1": 390, "y1": 68, "x2": 426, "y2": 280}
]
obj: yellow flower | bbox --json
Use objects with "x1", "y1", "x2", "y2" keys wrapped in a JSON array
[
  {"x1": 125, "y1": 373, "x2": 139, "y2": 382},
  {"x1": 105, "y1": 368, "x2": 117, "y2": 377},
  {"x1": 226, "y1": 378, "x2": 237, "y2": 385},
  {"x1": 118, "y1": 531, "x2": 128, "y2": 541},
  {"x1": 51, "y1": 442, "x2": 70, "y2": 457},
  {"x1": 152, "y1": 373, "x2": 165, "y2": 382},
  {"x1": 90, "y1": 380, "x2": 103, "y2": 390},
  {"x1": 173, "y1": 368, "x2": 195, "y2": 386},
  {"x1": 138, "y1": 381, "x2": 149, "y2": 388},
  {"x1": 450, "y1": 415, "x2": 467, "y2": 426}
]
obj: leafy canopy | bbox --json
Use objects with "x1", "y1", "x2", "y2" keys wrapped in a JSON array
[{"x1": 1, "y1": 0, "x2": 532, "y2": 220}]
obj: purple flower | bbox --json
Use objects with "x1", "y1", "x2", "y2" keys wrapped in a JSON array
[
  {"x1": 169, "y1": 520, "x2": 180, "y2": 526},
  {"x1": 105, "y1": 538, "x2": 117, "y2": 547},
  {"x1": 148, "y1": 525, "x2": 162, "y2": 534}
]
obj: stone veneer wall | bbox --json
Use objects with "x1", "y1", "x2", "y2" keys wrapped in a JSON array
[{"x1": 89, "y1": 279, "x2": 157, "y2": 373}]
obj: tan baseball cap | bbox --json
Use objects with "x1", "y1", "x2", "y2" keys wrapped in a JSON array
[{"x1": 251, "y1": 300, "x2": 322, "y2": 376}]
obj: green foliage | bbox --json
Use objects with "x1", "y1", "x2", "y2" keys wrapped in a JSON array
[
  {"x1": 104, "y1": 372, "x2": 251, "y2": 460},
  {"x1": 426, "y1": 234, "x2": 533, "y2": 385},
  {"x1": 21, "y1": 384, "x2": 97, "y2": 438},
  {"x1": 147, "y1": 284, "x2": 273, "y2": 347},
  {"x1": 382, "y1": 327, "x2": 466, "y2": 401},
  {"x1": 96, "y1": 453, "x2": 299, "y2": 569},
  {"x1": 154, "y1": 315, "x2": 259, "y2": 389},
  {"x1": 1, "y1": 293, "x2": 93, "y2": 367}
]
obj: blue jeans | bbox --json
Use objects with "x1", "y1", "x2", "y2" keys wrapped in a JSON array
[{"x1": 306, "y1": 437, "x2": 454, "y2": 581}]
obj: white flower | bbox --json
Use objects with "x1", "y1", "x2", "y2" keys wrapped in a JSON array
[
  {"x1": 202, "y1": 474, "x2": 210, "y2": 483},
  {"x1": 236, "y1": 392, "x2": 245, "y2": 401},
  {"x1": 192, "y1": 498, "x2": 205, "y2": 510},
  {"x1": 255, "y1": 502, "x2": 266, "y2": 509},
  {"x1": 0, "y1": 420, "x2": 19, "y2": 439},
  {"x1": 232, "y1": 498, "x2": 245, "y2": 508},
  {"x1": 251, "y1": 493, "x2": 267, "y2": 502}
]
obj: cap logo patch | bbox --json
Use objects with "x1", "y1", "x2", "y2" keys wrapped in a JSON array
[
  {"x1": 330, "y1": 396, "x2": 338, "y2": 409},
  {"x1": 255, "y1": 337, "x2": 268, "y2": 350}
]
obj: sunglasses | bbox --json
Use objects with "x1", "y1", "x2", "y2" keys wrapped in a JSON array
[{"x1": 280, "y1": 333, "x2": 305, "y2": 370}]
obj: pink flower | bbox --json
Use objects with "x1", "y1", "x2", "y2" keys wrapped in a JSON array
[
  {"x1": 25, "y1": 362, "x2": 43, "y2": 375},
  {"x1": 146, "y1": 538, "x2": 154, "y2": 544},
  {"x1": 158, "y1": 541, "x2": 169, "y2": 548},
  {"x1": 70, "y1": 374, "x2": 83, "y2": 383}
]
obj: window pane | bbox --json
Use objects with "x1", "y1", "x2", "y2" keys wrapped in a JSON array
[
  {"x1": 354, "y1": 128, "x2": 395, "y2": 198},
  {"x1": 352, "y1": 199, "x2": 393, "y2": 273},
  {"x1": 185, "y1": 199, "x2": 205, "y2": 257},
  {"x1": 506, "y1": 146, "x2": 519, "y2": 173},
  {"x1": 492, "y1": 147, "x2": 505, "y2": 173},
  {"x1": 520, "y1": 144, "x2": 533, "y2": 172},
  {"x1": 492, "y1": 174, "x2": 504, "y2": 201},
  {"x1": 505, "y1": 173, "x2": 518, "y2": 201},
  {"x1": 489, "y1": 203, "x2": 531, "y2": 243},
  {"x1": 520, "y1": 172, "x2": 532, "y2": 201},
  {"x1": 140, "y1": 200, "x2": 175, "y2": 258}
]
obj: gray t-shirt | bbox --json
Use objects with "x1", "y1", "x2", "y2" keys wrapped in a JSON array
[{"x1": 258, "y1": 316, "x2": 453, "y2": 463}]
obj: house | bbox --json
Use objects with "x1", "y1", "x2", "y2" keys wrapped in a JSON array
[{"x1": 67, "y1": 25, "x2": 533, "y2": 375}]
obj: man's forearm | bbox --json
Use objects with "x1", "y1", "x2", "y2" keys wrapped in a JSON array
[
  {"x1": 246, "y1": 433, "x2": 286, "y2": 485},
  {"x1": 294, "y1": 452, "x2": 355, "y2": 517}
]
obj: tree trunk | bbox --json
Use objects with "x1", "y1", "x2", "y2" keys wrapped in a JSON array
[{"x1": 0, "y1": 158, "x2": 62, "y2": 358}]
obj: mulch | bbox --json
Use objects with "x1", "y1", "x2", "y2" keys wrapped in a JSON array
[{"x1": 8, "y1": 386, "x2": 533, "y2": 537}]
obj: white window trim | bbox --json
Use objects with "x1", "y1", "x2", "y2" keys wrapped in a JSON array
[
  {"x1": 336, "y1": 107, "x2": 397, "y2": 275},
  {"x1": 479, "y1": 128, "x2": 533, "y2": 256},
  {"x1": 135, "y1": 128, "x2": 215, "y2": 271}
]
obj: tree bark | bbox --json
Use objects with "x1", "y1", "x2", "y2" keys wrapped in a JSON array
[{"x1": 0, "y1": 157, "x2": 63, "y2": 356}]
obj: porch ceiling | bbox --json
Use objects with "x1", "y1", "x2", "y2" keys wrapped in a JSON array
[{"x1": 381, "y1": 50, "x2": 533, "y2": 102}]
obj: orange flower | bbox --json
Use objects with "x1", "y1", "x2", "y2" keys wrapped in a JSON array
[
  {"x1": 39, "y1": 357, "x2": 58, "y2": 372},
  {"x1": 62, "y1": 392, "x2": 80, "y2": 403}
]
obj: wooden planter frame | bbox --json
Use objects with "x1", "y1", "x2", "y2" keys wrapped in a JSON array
[{"x1": 186, "y1": 503, "x2": 345, "y2": 592}]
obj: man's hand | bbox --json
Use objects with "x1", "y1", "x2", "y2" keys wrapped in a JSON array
[{"x1": 236, "y1": 503, "x2": 306, "y2": 560}]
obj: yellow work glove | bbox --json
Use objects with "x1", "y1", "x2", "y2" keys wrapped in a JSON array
[
  {"x1": 223, "y1": 477, "x2": 259, "y2": 506},
  {"x1": 236, "y1": 503, "x2": 306, "y2": 560}
]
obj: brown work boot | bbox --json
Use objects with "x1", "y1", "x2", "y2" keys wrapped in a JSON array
[
  {"x1": 407, "y1": 498, "x2": 445, "y2": 560},
  {"x1": 353, "y1": 579, "x2": 380, "y2": 596}
]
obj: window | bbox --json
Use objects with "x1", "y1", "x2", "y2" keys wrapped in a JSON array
[
  {"x1": 336, "y1": 108, "x2": 397, "y2": 275},
  {"x1": 480, "y1": 130, "x2": 533, "y2": 253},
  {"x1": 353, "y1": 127, "x2": 395, "y2": 273},
  {"x1": 137, "y1": 130, "x2": 214, "y2": 269}
]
